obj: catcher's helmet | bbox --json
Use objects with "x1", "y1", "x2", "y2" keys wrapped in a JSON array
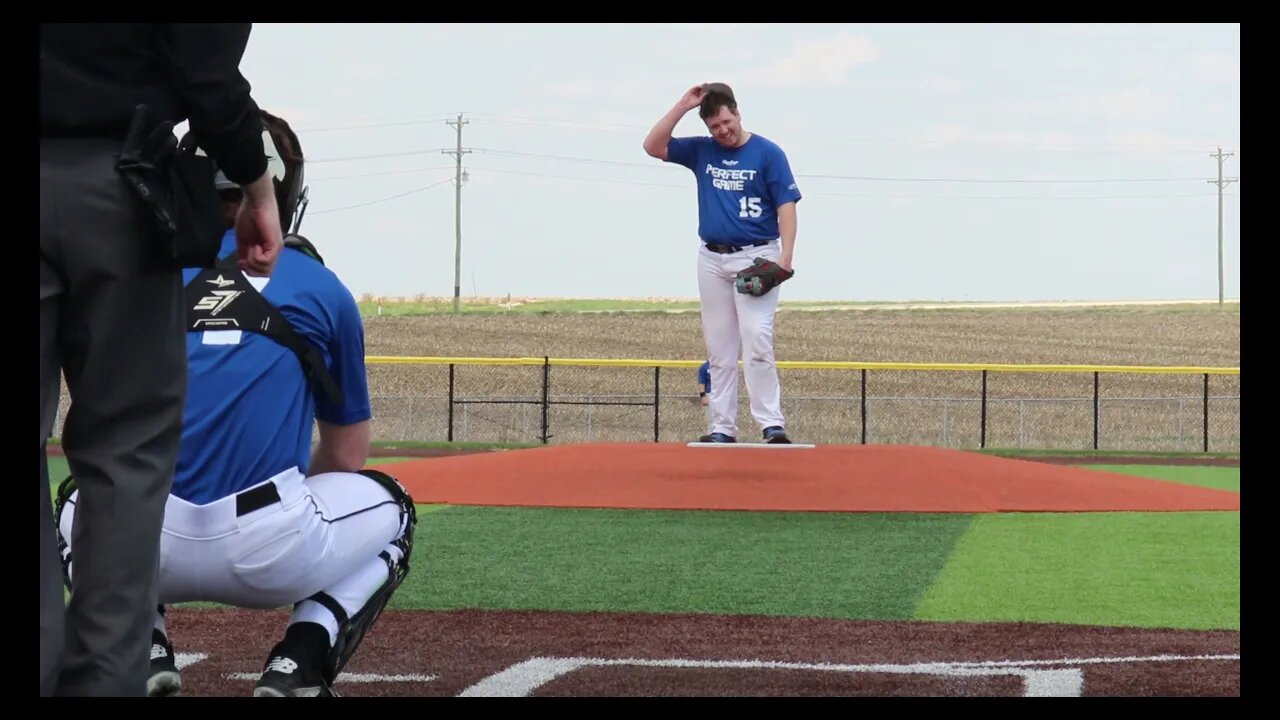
[{"x1": 185, "y1": 109, "x2": 308, "y2": 235}]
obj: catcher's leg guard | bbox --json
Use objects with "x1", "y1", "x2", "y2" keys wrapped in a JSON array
[
  {"x1": 53, "y1": 473, "x2": 77, "y2": 591},
  {"x1": 307, "y1": 468, "x2": 416, "y2": 685},
  {"x1": 357, "y1": 468, "x2": 417, "y2": 567}
]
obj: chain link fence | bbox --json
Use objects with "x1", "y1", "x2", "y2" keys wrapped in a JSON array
[
  {"x1": 359, "y1": 358, "x2": 1240, "y2": 452},
  {"x1": 52, "y1": 358, "x2": 1240, "y2": 452},
  {"x1": 57, "y1": 356, "x2": 1239, "y2": 450}
]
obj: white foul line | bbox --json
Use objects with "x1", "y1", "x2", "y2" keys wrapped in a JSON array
[
  {"x1": 176, "y1": 653, "x2": 208, "y2": 670},
  {"x1": 224, "y1": 671, "x2": 436, "y2": 683},
  {"x1": 178, "y1": 652, "x2": 436, "y2": 684},
  {"x1": 458, "y1": 652, "x2": 1239, "y2": 698},
  {"x1": 184, "y1": 650, "x2": 1239, "y2": 696}
]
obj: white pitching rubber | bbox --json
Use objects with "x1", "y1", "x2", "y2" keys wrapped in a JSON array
[{"x1": 686, "y1": 442, "x2": 816, "y2": 449}]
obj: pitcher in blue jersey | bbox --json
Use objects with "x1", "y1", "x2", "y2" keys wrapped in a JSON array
[
  {"x1": 645, "y1": 83, "x2": 801, "y2": 444},
  {"x1": 54, "y1": 111, "x2": 415, "y2": 698}
]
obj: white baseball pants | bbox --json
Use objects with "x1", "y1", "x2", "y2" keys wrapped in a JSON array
[
  {"x1": 697, "y1": 240, "x2": 786, "y2": 439},
  {"x1": 59, "y1": 466, "x2": 408, "y2": 641}
]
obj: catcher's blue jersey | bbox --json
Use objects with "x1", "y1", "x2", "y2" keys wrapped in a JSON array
[
  {"x1": 666, "y1": 133, "x2": 802, "y2": 245},
  {"x1": 173, "y1": 231, "x2": 371, "y2": 504}
]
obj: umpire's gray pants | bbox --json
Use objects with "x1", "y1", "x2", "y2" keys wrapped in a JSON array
[{"x1": 39, "y1": 137, "x2": 186, "y2": 697}]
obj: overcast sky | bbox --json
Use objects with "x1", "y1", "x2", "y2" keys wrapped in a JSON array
[{"x1": 221, "y1": 23, "x2": 1240, "y2": 302}]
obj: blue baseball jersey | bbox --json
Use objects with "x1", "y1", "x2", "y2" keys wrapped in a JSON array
[
  {"x1": 666, "y1": 133, "x2": 802, "y2": 245},
  {"x1": 173, "y1": 231, "x2": 371, "y2": 504},
  {"x1": 698, "y1": 360, "x2": 711, "y2": 392}
]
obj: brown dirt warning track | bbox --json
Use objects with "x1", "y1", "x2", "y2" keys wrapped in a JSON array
[{"x1": 386, "y1": 443, "x2": 1240, "y2": 513}]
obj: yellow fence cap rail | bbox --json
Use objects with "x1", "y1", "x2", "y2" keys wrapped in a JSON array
[{"x1": 364, "y1": 356, "x2": 1238, "y2": 375}]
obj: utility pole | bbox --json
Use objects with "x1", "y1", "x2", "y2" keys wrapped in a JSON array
[
  {"x1": 1207, "y1": 147, "x2": 1238, "y2": 306},
  {"x1": 443, "y1": 114, "x2": 472, "y2": 315}
]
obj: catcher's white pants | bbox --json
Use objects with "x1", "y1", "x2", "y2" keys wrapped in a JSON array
[
  {"x1": 697, "y1": 240, "x2": 786, "y2": 439},
  {"x1": 59, "y1": 466, "x2": 408, "y2": 639}
]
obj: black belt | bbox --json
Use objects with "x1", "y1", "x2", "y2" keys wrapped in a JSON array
[
  {"x1": 704, "y1": 240, "x2": 772, "y2": 254},
  {"x1": 235, "y1": 482, "x2": 282, "y2": 517}
]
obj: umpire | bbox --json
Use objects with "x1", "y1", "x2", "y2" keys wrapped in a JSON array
[{"x1": 40, "y1": 24, "x2": 283, "y2": 696}]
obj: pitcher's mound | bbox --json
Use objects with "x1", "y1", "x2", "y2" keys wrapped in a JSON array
[{"x1": 389, "y1": 443, "x2": 1239, "y2": 513}]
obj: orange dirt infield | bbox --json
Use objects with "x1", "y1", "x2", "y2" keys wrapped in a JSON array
[{"x1": 386, "y1": 443, "x2": 1239, "y2": 513}]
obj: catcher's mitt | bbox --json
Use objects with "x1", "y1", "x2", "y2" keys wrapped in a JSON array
[{"x1": 734, "y1": 257, "x2": 794, "y2": 296}]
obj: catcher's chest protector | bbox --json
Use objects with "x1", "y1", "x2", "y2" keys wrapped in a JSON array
[{"x1": 184, "y1": 253, "x2": 342, "y2": 405}]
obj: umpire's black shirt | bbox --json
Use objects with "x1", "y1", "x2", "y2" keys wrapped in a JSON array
[{"x1": 40, "y1": 23, "x2": 267, "y2": 185}]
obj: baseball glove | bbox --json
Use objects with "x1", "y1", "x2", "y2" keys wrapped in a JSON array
[{"x1": 734, "y1": 257, "x2": 794, "y2": 296}]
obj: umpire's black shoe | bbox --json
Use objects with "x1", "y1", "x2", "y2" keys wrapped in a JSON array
[
  {"x1": 254, "y1": 623, "x2": 336, "y2": 697},
  {"x1": 763, "y1": 426, "x2": 792, "y2": 444},
  {"x1": 146, "y1": 628, "x2": 182, "y2": 697}
]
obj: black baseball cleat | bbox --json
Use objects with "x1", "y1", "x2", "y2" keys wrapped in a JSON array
[
  {"x1": 146, "y1": 628, "x2": 182, "y2": 697},
  {"x1": 763, "y1": 426, "x2": 791, "y2": 444},
  {"x1": 254, "y1": 649, "x2": 336, "y2": 697},
  {"x1": 698, "y1": 432, "x2": 737, "y2": 443},
  {"x1": 254, "y1": 625, "x2": 337, "y2": 697}
]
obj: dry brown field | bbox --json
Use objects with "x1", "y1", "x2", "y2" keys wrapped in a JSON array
[{"x1": 360, "y1": 303, "x2": 1240, "y2": 451}]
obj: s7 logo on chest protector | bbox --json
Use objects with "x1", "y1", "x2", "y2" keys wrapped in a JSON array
[{"x1": 194, "y1": 290, "x2": 243, "y2": 316}]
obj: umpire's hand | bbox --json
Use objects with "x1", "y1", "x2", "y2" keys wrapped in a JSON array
[{"x1": 235, "y1": 170, "x2": 285, "y2": 276}]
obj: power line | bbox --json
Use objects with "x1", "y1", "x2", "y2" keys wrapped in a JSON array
[
  {"x1": 470, "y1": 147, "x2": 1220, "y2": 183},
  {"x1": 411, "y1": 111, "x2": 1239, "y2": 155},
  {"x1": 307, "y1": 177, "x2": 453, "y2": 215},
  {"x1": 478, "y1": 166, "x2": 1228, "y2": 197},
  {"x1": 799, "y1": 173, "x2": 1214, "y2": 184},
  {"x1": 472, "y1": 147, "x2": 658, "y2": 169},
  {"x1": 309, "y1": 143, "x2": 1234, "y2": 183},
  {"x1": 468, "y1": 117, "x2": 640, "y2": 138},
  {"x1": 310, "y1": 165, "x2": 457, "y2": 181},
  {"x1": 307, "y1": 162, "x2": 1239, "y2": 201},
  {"x1": 468, "y1": 165, "x2": 685, "y2": 188},
  {"x1": 309, "y1": 148, "x2": 451, "y2": 164},
  {"x1": 809, "y1": 191, "x2": 1235, "y2": 200},
  {"x1": 286, "y1": 108, "x2": 1234, "y2": 155},
  {"x1": 292, "y1": 111, "x2": 586, "y2": 134},
  {"x1": 470, "y1": 165, "x2": 1233, "y2": 198},
  {"x1": 787, "y1": 135, "x2": 1231, "y2": 155},
  {"x1": 468, "y1": 112, "x2": 649, "y2": 131},
  {"x1": 296, "y1": 111, "x2": 642, "y2": 136},
  {"x1": 301, "y1": 140, "x2": 1241, "y2": 209},
  {"x1": 297, "y1": 115, "x2": 460, "y2": 132}
]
